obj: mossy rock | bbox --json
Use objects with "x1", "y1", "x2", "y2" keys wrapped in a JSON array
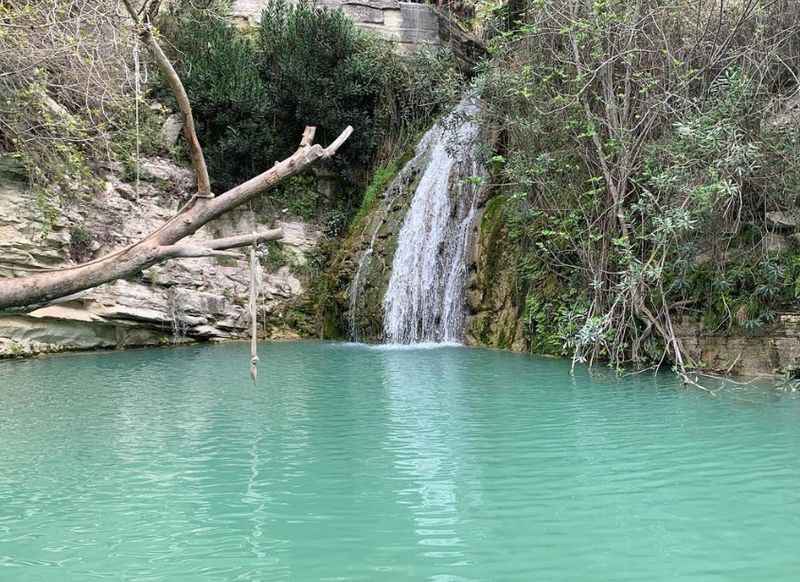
[{"x1": 464, "y1": 194, "x2": 527, "y2": 351}]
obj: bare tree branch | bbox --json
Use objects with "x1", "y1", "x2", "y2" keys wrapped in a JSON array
[
  {"x1": 0, "y1": 125, "x2": 352, "y2": 313},
  {"x1": 122, "y1": 0, "x2": 213, "y2": 197}
]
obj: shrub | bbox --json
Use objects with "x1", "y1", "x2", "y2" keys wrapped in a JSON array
[
  {"x1": 68, "y1": 225, "x2": 93, "y2": 263},
  {"x1": 160, "y1": 0, "x2": 463, "y2": 217},
  {"x1": 0, "y1": 0, "x2": 156, "y2": 224}
]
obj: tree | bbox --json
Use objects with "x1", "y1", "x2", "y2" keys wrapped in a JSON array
[{"x1": 0, "y1": 0, "x2": 352, "y2": 313}]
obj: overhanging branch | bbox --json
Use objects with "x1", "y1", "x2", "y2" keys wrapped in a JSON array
[{"x1": 160, "y1": 228, "x2": 284, "y2": 259}]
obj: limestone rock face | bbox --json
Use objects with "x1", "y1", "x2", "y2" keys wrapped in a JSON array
[
  {"x1": 160, "y1": 113, "x2": 184, "y2": 150},
  {"x1": 463, "y1": 195, "x2": 527, "y2": 352},
  {"x1": 0, "y1": 159, "x2": 321, "y2": 358},
  {"x1": 676, "y1": 316, "x2": 800, "y2": 377}
]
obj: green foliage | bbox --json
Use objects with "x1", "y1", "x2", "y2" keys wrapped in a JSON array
[
  {"x1": 0, "y1": 1, "x2": 159, "y2": 224},
  {"x1": 351, "y1": 162, "x2": 400, "y2": 227},
  {"x1": 267, "y1": 175, "x2": 320, "y2": 220},
  {"x1": 256, "y1": 0, "x2": 389, "y2": 178},
  {"x1": 258, "y1": 240, "x2": 288, "y2": 272},
  {"x1": 160, "y1": 0, "x2": 462, "y2": 219},
  {"x1": 480, "y1": 0, "x2": 800, "y2": 369},
  {"x1": 68, "y1": 225, "x2": 93, "y2": 263}
]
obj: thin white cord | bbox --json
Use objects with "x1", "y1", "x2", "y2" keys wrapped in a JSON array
[{"x1": 133, "y1": 36, "x2": 142, "y2": 200}]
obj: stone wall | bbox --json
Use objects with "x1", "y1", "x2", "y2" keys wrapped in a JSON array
[
  {"x1": 233, "y1": 0, "x2": 441, "y2": 53},
  {"x1": 676, "y1": 317, "x2": 800, "y2": 377},
  {"x1": 0, "y1": 159, "x2": 321, "y2": 358}
]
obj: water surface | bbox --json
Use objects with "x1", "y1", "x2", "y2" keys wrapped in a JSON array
[{"x1": 1, "y1": 342, "x2": 799, "y2": 581}]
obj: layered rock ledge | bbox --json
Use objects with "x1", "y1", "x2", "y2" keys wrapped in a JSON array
[{"x1": 0, "y1": 159, "x2": 320, "y2": 358}]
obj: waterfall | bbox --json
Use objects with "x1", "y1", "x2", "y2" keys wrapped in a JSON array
[
  {"x1": 166, "y1": 288, "x2": 188, "y2": 343},
  {"x1": 347, "y1": 116, "x2": 445, "y2": 341},
  {"x1": 383, "y1": 97, "x2": 486, "y2": 344},
  {"x1": 348, "y1": 239, "x2": 375, "y2": 343}
]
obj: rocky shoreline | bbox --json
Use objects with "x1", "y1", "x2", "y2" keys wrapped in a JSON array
[{"x1": 0, "y1": 156, "x2": 321, "y2": 359}]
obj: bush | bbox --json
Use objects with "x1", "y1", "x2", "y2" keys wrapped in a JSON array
[
  {"x1": 0, "y1": 0, "x2": 156, "y2": 225},
  {"x1": 68, "y1": 225, "x2": 93, "y2": 263},
  {"x1": 160, "y1": 0, "x2": 462, "y2": 217}
]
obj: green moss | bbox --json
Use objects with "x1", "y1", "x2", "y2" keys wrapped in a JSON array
[
  {"x1": 350, "y1": 162, "x2": 399, "y2": 228},
  {"x1": 259, "y1": 240, "x2": 288, "y2": 271},
  {"x1": 478, "y1": 195, "x2": 510, "y2": 283},
  {"x1": 463, "y1": 194, "x2": 525, "y2": 350},
  {"x1": 68, "y1": 225, "x2": 93, "y2": 263},
  {"x1": 349, "y1": 135, "x2": 421, "y2": 232}
]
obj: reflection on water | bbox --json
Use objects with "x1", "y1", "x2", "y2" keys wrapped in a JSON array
[
  {"x1": 381, "y1": 347, "x2": 469, "y2": 565},
  {"x1": 1, "y1": 342, "x2": 799, "y2": 581}
]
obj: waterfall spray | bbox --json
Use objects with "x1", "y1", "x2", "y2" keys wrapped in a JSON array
[{"x1": 383, "y1": 97, "x2": 487, "y2": 344}]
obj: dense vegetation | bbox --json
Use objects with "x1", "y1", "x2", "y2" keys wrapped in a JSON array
[
  {"x1": 159, "y1": 0, "x2": 462, "y2": 230},
  {"x1": 479, "y1": 0, "x2": 800, "y2": 374},
  {"x1": 0, "y1": 0, "x2": 461, "y2": 234},
  {"x1": 0, "y1": 0, "x2": 150, "y2": 224}
]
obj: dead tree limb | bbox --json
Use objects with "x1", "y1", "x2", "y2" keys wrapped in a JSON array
[
  {"x1": 0, "y1": 1, "x2": 353, "y2": 313},
  {"x1": 0, "y1": 127, "x2": 352, "y2": 313},
  {"x1": 122, "y1": 0, "x2": 212, "y2": 197}
]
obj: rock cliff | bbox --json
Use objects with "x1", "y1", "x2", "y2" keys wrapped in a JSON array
[{"x1": 0, "y1": 158, "x2": 320, "y2": 358}]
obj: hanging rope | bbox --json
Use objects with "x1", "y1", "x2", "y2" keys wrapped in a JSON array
[
  {"x1": 249, "y1": 238, "x2": 259, "y2": 383},
  {"x1": 132, "y1": 35, "x2": 142, "y2": 200}
]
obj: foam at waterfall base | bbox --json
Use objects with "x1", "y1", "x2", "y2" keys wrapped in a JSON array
[
  {"x1": 371, "y1": 341, "x2": 463, "y2": 351},
  {"x1": 333, "y1": 341, "x2": 464, "y2": 351}
]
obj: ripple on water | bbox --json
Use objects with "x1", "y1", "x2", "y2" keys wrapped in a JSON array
[{"x1": 1, "y1": 342, "x2": 799, "y2": 581}]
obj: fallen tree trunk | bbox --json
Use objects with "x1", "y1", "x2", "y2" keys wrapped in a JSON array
[{"x1": 0, "y1": 1, "x2": 353, "y2": 313}]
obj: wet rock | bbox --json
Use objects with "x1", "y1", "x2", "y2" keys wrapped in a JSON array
[
  {"x1": 191, "y1": 325, "x2": 231, "y2": 339},
  {"x1": 463, "y1": 195, "x2": 527, "y2": 352},
  {"x1": 160, "y1": 113, "x2": 183, "y2": 150},
  {"x1": 676, "y1": 315, "x2": 800, "y2": 376}
]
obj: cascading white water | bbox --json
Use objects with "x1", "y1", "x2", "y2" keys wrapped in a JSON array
[
  {"x1": 383, "y1": 97, "x2": 486, "y2": 344},
  {"x1": 347, "y1": 117, "x2": 443, "y2": 341}
]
